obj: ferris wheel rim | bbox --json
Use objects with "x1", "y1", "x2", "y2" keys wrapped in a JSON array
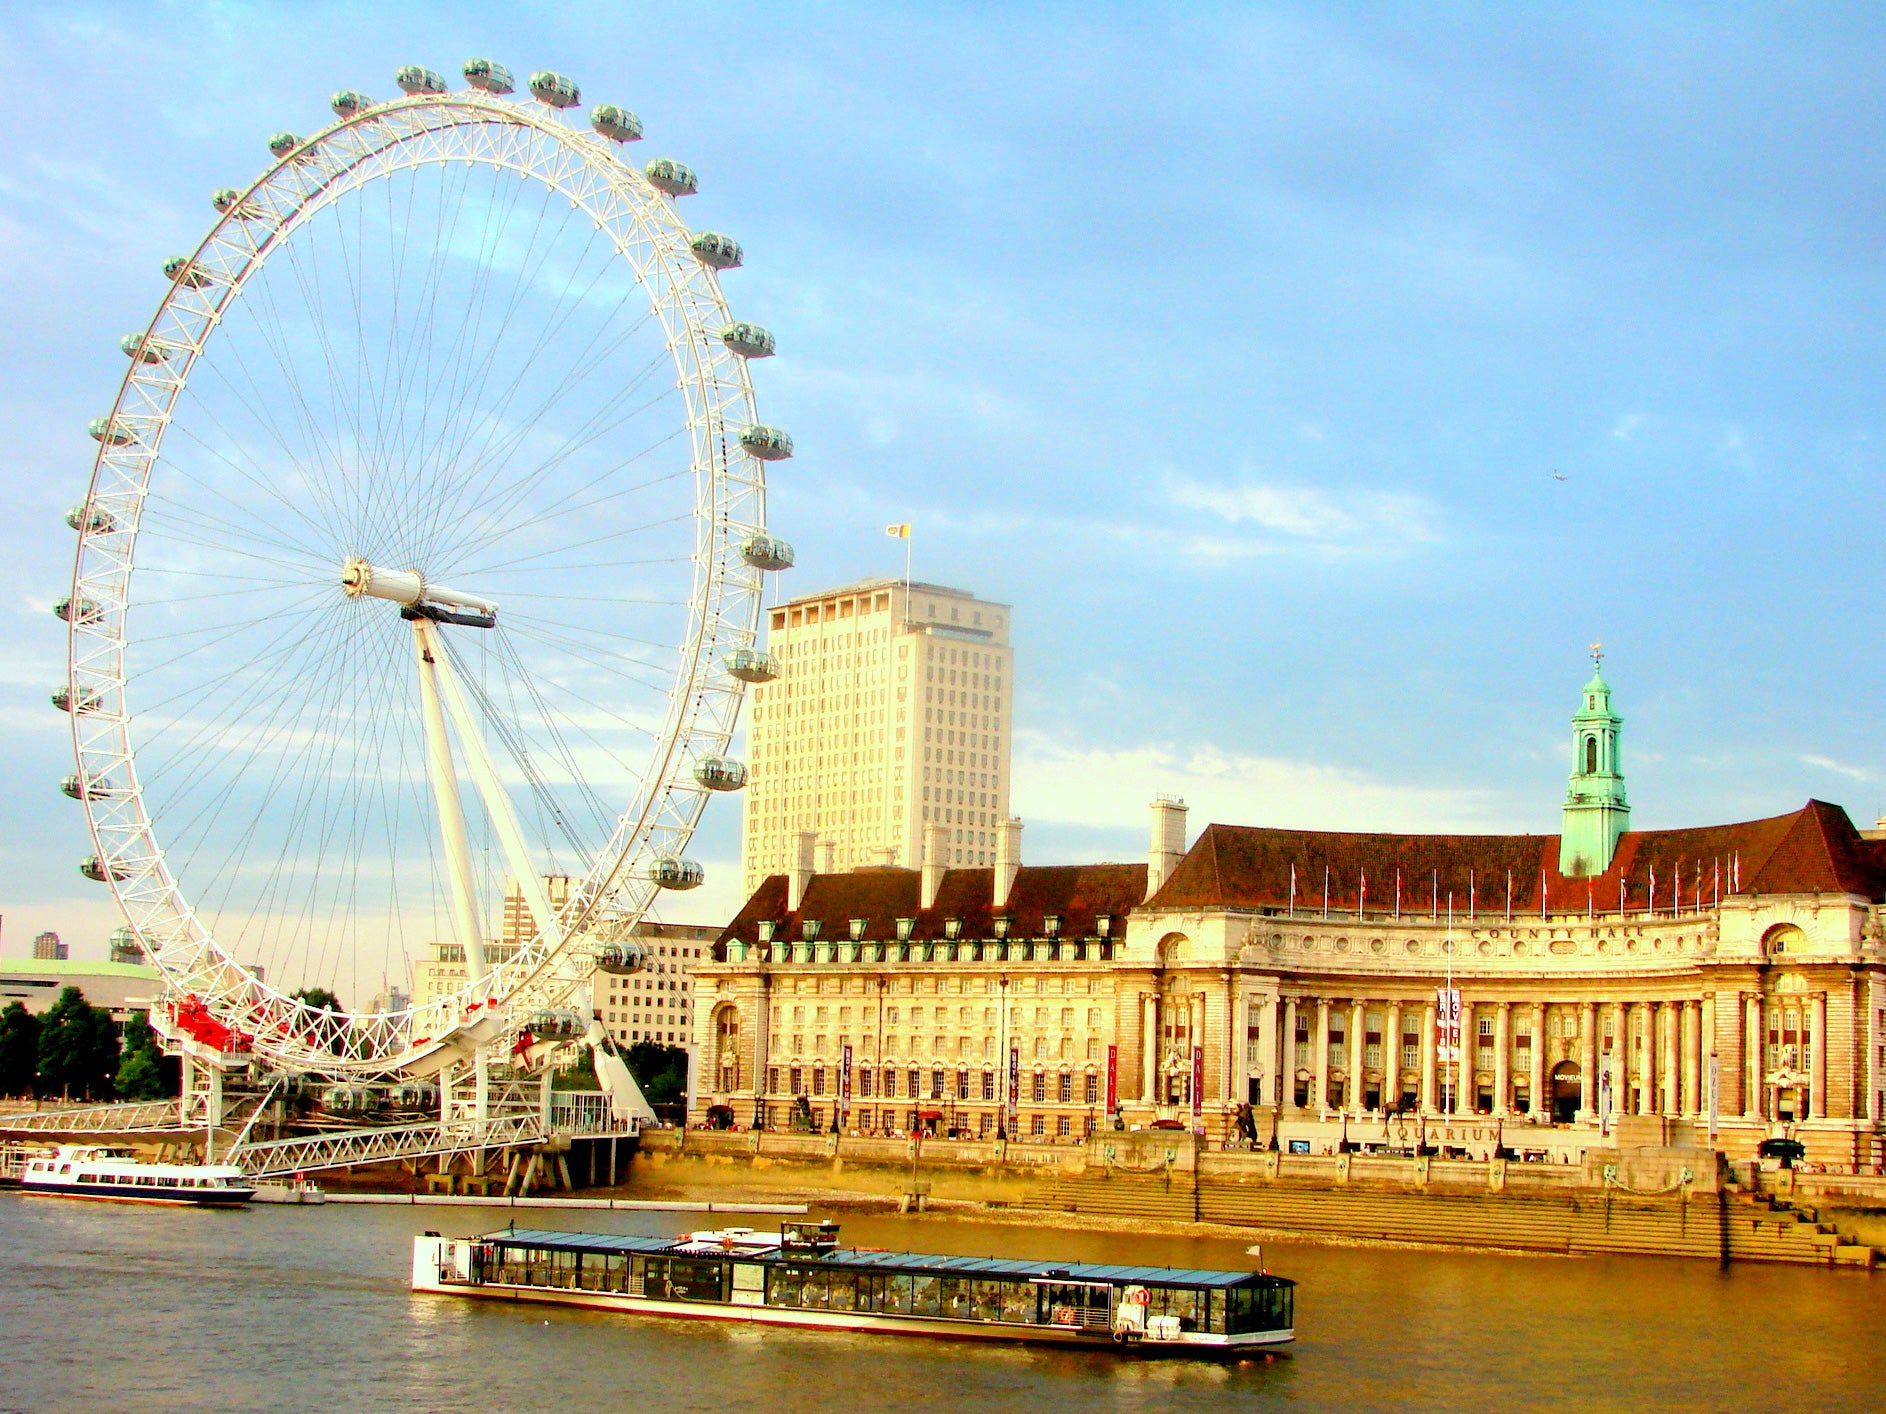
[{"x1": 64, "y1": 79, "x2": 776, "y2": 1076}]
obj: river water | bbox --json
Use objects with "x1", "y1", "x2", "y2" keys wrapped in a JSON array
[{"x1": 0, "y1": 1195, "x2": 1878, "y2": 1413}]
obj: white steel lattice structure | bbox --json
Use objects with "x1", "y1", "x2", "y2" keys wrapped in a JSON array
[{"x1": 61, "y1": 63, "x2": 794, "y2": 1081}]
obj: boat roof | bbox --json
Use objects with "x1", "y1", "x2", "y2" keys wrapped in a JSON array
[{"x1": 486, "y1": 1228, "x2": 1265, "y2": 1288}]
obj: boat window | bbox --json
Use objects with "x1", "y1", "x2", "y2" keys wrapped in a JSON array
[
  {"x1": 59, "y1": 1164, "x2": 72, "y2": 1175},
  {"x1": 1223, "y1": 1280, "x2": 1294, "y2": 1334},
  {"x1": 1145, "y1": 1285, "x2": 1202, "y2": 1332},
  {"x1": 910, "y1": 1275, "x2": 941, "y2": 1317},
  {"x1": 638, "y1": 1256, "x2": 724, "y2": 1302},
  {"x1": 80, "y1": 1173, "x2": 97, "y2": 1184},
  {"x1": 1041, "y1": 1283, "x2": 1109, "y2": 1329}
]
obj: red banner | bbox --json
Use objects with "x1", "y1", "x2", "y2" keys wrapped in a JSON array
[
  {"x1": 1191, "y1": 1045, "x2": 1204, "y2": 1120},
  {"x1": 1105, "y1": 1043, "x2": 1118, "y2": 1114}
]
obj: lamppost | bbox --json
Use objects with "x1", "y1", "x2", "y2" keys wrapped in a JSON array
[{"x1": 996, "y1": 974, "x2": 1010, "y2": 1141}]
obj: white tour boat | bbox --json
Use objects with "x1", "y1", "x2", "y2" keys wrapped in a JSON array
[
  {"x1": 413, "y1": 1220, "x2": 1294, "y2": 1354},
  {"x1": 20, "y1": 1145, "x2": 255, "y2": 1206}
]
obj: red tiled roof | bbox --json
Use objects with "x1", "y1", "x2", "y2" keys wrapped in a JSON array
[
  {"x1": 1145, "y1": 800, "x2": 1885, "y2": 913},
  {"x1": 717, "y1": 862, "x2": 1148, "y2": 953}
]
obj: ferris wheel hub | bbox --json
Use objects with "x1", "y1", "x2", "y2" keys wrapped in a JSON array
[{"x1": 341, "y1": 556, "x2": 498, "y2": 627}]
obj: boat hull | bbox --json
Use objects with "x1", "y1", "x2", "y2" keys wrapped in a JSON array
[
  {"x1": 22, "y1": 1180, "x2": 253, "y2": 1207},
  {"x1": 412, "y1": 1275, "x2": 1291, "y2": 1354}
]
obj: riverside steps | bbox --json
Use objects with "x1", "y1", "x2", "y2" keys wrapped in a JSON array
[{"x1": 633, "y1": 1127, "x2": 1881, "y2": 1269}]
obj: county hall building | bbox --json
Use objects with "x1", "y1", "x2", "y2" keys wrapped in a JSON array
[{"x1": 689, "y1": 662, "x2": 1886, "y2": 1169}]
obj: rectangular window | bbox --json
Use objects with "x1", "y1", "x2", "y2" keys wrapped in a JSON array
[
  {"x1": 1058, "y1": 1073, "x2": 1073, "y2": 1103},
  {"x1": 1032, "y1": 1073, "x2": 1046, "y2": 1103}
]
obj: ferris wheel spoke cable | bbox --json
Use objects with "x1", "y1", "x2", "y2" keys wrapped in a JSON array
[
  {"x1": 481, "y1": 625, "x2": 619, "y2": 843},
  {"x1": 457, "y1": 661, "x2": 594, "y2": 875},
  {"x1": 457, "y1": 511, "x2": 693, "y2": 577},
  {"x1": 445, "y1": 451, "x2": 690, "y2": 572},
  {"x1": 411, "y1": 261, "x2": 667, "y2": 564},
  {"x1": 495, "y1": 619, "x2": 684, "y2": 702},
  {"x1": 398, "y1": 182, "x2": 589, "y2": 555},
  {"x1": 420, "y1": 327, "x2": 676, "y2": 565},
  {"x1": 433, "y1": 351, "x2": 682, "y2": 559},
  {"x1": 141, "y1": 490, "x2": 337, "y2": 573}
]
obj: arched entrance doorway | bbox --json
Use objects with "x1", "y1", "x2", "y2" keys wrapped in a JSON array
[{"x1": 1550, "y1": 1061, "x2": 1581, "y2": 1124}]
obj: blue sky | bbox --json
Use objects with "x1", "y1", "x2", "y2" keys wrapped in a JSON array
[{"x1": 6, "y1": 2, "x2": 1886, "y2": 955}]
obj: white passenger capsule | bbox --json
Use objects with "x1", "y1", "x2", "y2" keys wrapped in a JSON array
[
  {"x1": 738, "y1": 424, "x2": 794, "y2": 461},
  {"x1": 528, "y1": 70, "x2": 581, "y2": 108},
  {"x1": 330, "y1": 90, "x2": 375, "y2": 119},
  {"x1": 66, "y1": 504, "x2": 117, "y2": 534},
  {"x1": 690, "y1": 232, "x2": 742, "y2": 270},
  {"x1": 463, "y1": 58, "x2": 515, "y2": 94},
  {"x1": 596, "y1": 940, "x2": 647, "y2": 974},
  {"x1": 644, "y1": 158, "x2": 697, "y2": 196},
  {"x1": 212, "y1": 188, "x2": 262, "y2": 219},
  {"x1": 88, "y1": 417, "x2": 134, "y2": 446},
  {"x1": 61, "y1": 773, "x2": 117, "y2": 801},
  {"x1": 722, "y1": 647, "x2": 781, "y2": 683},
  {"x1": 267, "y1": 132, "x2": 304, "y2": 160},
  {"x1": 162, "y1": 255, "x2": 212, "y2": 288},
  {"x1": 648, "y1": 856, "x2": 705, "y2": 891},
  {"x1": 395, "y1": 64, "x2": 448, "y2": 95},
  {"x1": 80, "y1": 855, "x2": 129, "y2": 883},
  {"x1": 53, "y1": 596, "x2": 100, "y2": 625},
  {"x1": 693, "y1": 756, "x2": 749, "y2": 792},
  {"x1": 590, "y1": 104, "x2": 642, "y2": 142},
  {"x1": 52, "y1": 686, "x2": 100, "y2": 714},
  {"x1": 120, "y1": 333, "x2": 173, "y2": 363},
  {"x1": 740, "y1": 533, "x2": 795, "y2": 571},
  {"x1": 721, "y1": 322, "x2": 776, "y2": 359}
]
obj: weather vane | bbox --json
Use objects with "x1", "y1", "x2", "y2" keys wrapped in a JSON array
[{"x1": 1590, "y1": 641, "x2": 1604, "y2": 668}]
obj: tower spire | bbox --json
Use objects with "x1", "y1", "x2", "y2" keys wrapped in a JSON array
[{"x1": 1559, "y1": 651, "x2": 1628, "y2": 877}]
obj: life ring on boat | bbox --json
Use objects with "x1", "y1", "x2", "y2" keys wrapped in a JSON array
[{"x1": 1121, "y1": 1285, "x2": 1150, "y2": 1306}]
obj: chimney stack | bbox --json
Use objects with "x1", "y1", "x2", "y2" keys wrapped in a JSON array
[
  {"x1": 817, "y1": 839, "x2": 837, "y2": 876},
  {"x1": 993, "y1": 817, "x2": 1023, "y2": 910},
  {"x1": 921, "y1": 822, "x2": 947, "y2": 910},
  {"x1": 871, "y1": 845, "x2": 898, "y2": 867},
  {"x1": 788, "y1": 829, "x2": 817, "y2": 912},
  {"x1": 1146, "y1": 796, "x2": 1189, "y2": 900}
]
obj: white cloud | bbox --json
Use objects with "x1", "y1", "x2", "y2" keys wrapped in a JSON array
[
  {"x1": 1164, "y1": 472, "x2": 1441, "y2": 556},
  {"x1": 1801, "y1": 753, "x2": 1872, "y2": 783},
  {"x1": 1011, "y1": 728, "x2": 1511, "y2": 839},
  {"x1": 1610, "y1": 412, "x2": 1649, "y2": 441}
]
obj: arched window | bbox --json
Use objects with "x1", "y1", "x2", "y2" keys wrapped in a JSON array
[{"x1": 1585, "y1": 736, "x2": 1598, "y2": 774}]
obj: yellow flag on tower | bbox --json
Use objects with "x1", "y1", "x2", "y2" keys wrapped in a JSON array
[{"x1": 885, "y1": 523, "x2": 911, "y2": 539}]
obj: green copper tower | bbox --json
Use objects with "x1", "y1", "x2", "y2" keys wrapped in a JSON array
[{"x1": 1560, "y1": 645, "x2": 1628, "y2": 877}]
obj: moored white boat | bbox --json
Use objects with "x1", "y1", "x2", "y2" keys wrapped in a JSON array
[
  {"x1": 413, "y1": 1220, "x2": 1294, "y2": 1354},
  {"x1": 251, "y1": 1177, "x2": 328, "y2": 1205},
  {"x1": 20, "y1": 1145, "x2": 255, "y2": 1207}
]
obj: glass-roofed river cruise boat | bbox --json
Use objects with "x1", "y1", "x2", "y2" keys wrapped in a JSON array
[{"x1": 413, "y1": 1220, "x2": 1294, "y2": 1354}]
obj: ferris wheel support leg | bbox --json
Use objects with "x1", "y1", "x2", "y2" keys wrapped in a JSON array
[
  {"x1": 424, "y1": 621, "x2": 566, "y2": 953},
  {"x1": 413, "y1": 620, "x2": 488, "y2": 984}
]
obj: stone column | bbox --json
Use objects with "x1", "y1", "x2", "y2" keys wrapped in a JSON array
[
  {"x1": 1494, "y1": 1002, "x2": 1512, "y2": 1117},
  {"x1": 1349, "y1": 998, "x2": 1367, "y2": 1114},
  {"x1": 1812, "y1": 991, "x2": 1828, "y2": 1122},
  {"x1": 1140, "y1": 992, "x2": 1157, "y2": 1102},
  {"x1": 1386, "y1": 1000, "x2": 1405, "y2": 1111},
  {"x1": 1700, "y1": 992, "x2": 1717, "y2": 1121},
  {"x1": 1313, "y1": 998, "x2": 1331, "y2": 1114},
  {"x1": 1530, "y1": 1002, "x2": 1547, "y2": 1119},
  {"x1": 1619, "y1": 1002, "x2": 1637, "y2": 1116},
  {"x1": 1227, "y1": 985, "x2": 1245, "y2": 1105},
  {"x1": 1578, "y1": 1002, "x2": 1597, "y2": 1122},
  {"x1": 1680, "y1": 1001, "x2": 1699, "y2": 1118},
  {"x1": 1744, "y1": 993, "x2": 1764, "y2": 1119},
  {"x1": 1457, "y1": 1002, "x2": 1475, "y2": 1116},
  {"x1": 1252, "y1": 992, "x2": 1276, "y2": 1108},
  {"x1": 1420, "y1": 1000, "x2": 1437, "y2": 1114},
  {"x1": 1280, "y1": 996, "x2": 1298, "y2": 1109},
  {"x1": 1662, "y1": 1002, "x2": 1681, "y2": 1116}
]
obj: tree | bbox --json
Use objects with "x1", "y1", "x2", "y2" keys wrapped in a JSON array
[
  {"x1": 114, "y1": 1011, "x2": 177, "y2": 1100},
  {"x1": 0, "y1": 1002, "x2": 41, "y2": 1097},
  {"x1": 37, "y1": 987, "x2": 120, "y2": 1101},
  {"x1": 624, "y1": 1041, "x2": 689, "y2": 1106},
  {"x1": 291, "y1": 987, "x2": 344, "y2": 1013}
]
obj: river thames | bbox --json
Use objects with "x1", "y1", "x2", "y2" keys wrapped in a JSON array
[{"x1": 0, "y1": 1195, "x2": 1878, "y2": 1412}]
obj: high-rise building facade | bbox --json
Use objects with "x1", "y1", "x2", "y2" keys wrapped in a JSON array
[
  {"x1": 32, "y1": 931, "x2": 66, "y2": 961},
  {"x1": 741, "y1": 578, "x2": 1013, "y2": 895}
]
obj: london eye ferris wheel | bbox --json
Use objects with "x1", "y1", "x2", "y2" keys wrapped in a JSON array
[{"x1": 57, "y1": 60, "x2": 795, "y2": 1079}]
